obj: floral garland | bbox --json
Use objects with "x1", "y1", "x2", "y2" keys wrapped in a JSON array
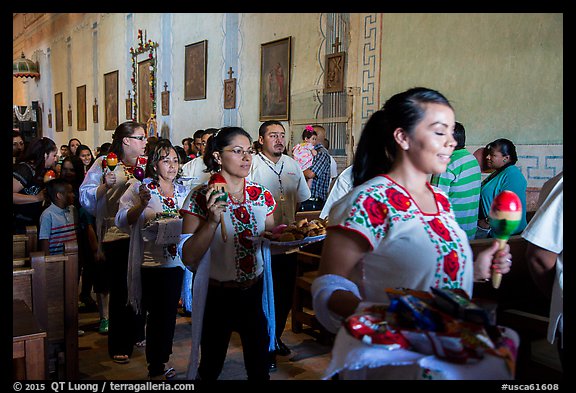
[{"x1": 129, "y1": 29, "x2": 159, "y2": 121}]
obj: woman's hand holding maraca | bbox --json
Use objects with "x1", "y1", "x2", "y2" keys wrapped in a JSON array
[{"x1": 474, "y1": 241, "x2": 513, "y2": 282}]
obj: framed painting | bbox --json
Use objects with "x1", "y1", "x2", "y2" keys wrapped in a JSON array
[
  {"x1": 104, "y1": 70, "x2": 118, "y2": 130},
  {"x1": 137, "y1": 59, "x2": 152, "y2": 123},
  {"x1": 77, "y1": 85, "x2": 87, "y2": 130},
  {"x1": 184, "y1": 40, "x2": 207, "y2": 101},
  {"x1": 224, "y1": 78, "x2": 236, "y2": 109},
  {"x1": 126, "y1": 97, "x2": 132, "y2": 120},
  {"x1": 260, "y1": 37, "x2": 291, "y2": 121},
  {"x1": 325, "y1": 52, "x2": 345, "y2": 93},
  {"x1": 55, "y1": 92, "x2": 63, "y2": 132},
  {"x1": 93, "y1": 99, "x2": 98, "y2": 123}
]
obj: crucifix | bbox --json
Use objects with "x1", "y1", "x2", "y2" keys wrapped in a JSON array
[
  {"x1": 227, "y1": 67, "x2": 234, "y2": 79},
  {"x1": 332, "y1": 37, "x2": 341, "y2": 53}
]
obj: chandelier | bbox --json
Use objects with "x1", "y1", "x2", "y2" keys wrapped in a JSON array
[{"x1": 13, "y1": 52, "x2": 40, "y2": 79}]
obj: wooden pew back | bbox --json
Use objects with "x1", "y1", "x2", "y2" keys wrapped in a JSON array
[
  {"x1": 13, "y1": 226, "x2": 38, "y2": 266},
  {"x1": 29, "y1": 241, "x2": 79, "y2": 380}
]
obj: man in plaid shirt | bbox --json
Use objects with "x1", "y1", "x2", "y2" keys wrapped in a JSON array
[{"x1": 301, "y1": 124, "x2": 332, "y2": 211}]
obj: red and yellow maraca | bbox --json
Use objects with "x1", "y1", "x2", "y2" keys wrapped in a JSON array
[
  {"x1": 43, "y1": 169, "x2": 57, "y2": 183},
  {"x1": 208, "y1": 173, "x2": 229, "y2": 242},
  {"x1": 488, "y1": 190, "x2": 522, "y2": 288},
  {"x1": 106, "y1": 152, "x2": 118, "y2": 172}
]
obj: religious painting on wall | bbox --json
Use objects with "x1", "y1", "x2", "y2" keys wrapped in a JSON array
[
  {"x1": 138, "y1": 59, "x2": 152, "y2": 123},
  {"x1": 224, "y1": 78, "x2": 236, "y2": 109},
  {"x1": 67, "y1": 105, "x2": 72, "y2": 127},
  {"x1": 161, "y1": 83, "x2": 170, "y2": 116},
  {"x1": 55, "y1": 92, "x2": 63, "y2": 132},
  {"x1": 259, "y1": 37, "x2": 291, "y2": 121},
  {"x1": 77, "y1": 85, "x2": 87, "y2": 131},
  {"x1": 184, "y1": 40, "x2": 207, "y2": 101},
  {"x1": 104, "y1": 70, "x2": 118, "y2": 131}
]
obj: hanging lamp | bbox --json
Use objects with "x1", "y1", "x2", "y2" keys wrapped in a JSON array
[{"x1": 13, "y1": 52, "x2": 40, "y2": 79}]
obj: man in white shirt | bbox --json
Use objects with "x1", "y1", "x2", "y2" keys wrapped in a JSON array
[
  {"x1": 250, "y1": 120, "x2": 310, "y2": 371},
  {"x1": 319, "y1": 165, "x2": 353, "y2": 220},
  {"x1": 180, "y1": 128, "x2": 218, "y2": 189},
  {"x1": 522, "y1": 172, "x2": 563, "y2": 369}
]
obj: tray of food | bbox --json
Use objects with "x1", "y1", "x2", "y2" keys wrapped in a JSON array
[{"x1": 259, "y1": 217, "x2": 327, "y2": 246}]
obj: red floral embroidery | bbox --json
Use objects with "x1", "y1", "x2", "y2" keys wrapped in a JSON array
[
  {"x1": 238, "y1": 228, "x2": 254, "y2": 250},
  {"x1": 264, "y1": 190, "x2": 274, "y2": 207},
  {"x1": 147, "y1": 182, "x2": 157, "y2": 190},
  {"x1": 436, "y1": 193, "x2": 451, "y2": 212},
  {"x1": 101, "y1": 159, "x2": 107, "y2": 170},
  {"x1": 386, "y1": 188, "x2": 411, "y2": 211},
  {"x1": 233, "y1": 206, "x2": 250, "y2": 224},
  {"x1": 164, "y1": 198, "x2": 175, "y2": 209},
  {"x1": 238, "y1": 254, "x2": 255, "y2": 274},
  {"x1": 246, "y1": 186, "x2": 261, "y2": 201},
  {"x1": 362, "y1": 196, "x2": 389, "y2": 227},
  {"x1": 430, "y1": 218, "x2": 451, "y2": 241},
  {"x1": 443, "y1": 249, "x2": 460, "y2": 281}
]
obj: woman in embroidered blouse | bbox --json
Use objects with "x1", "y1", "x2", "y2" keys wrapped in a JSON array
[
  {"x1": 115, "y1": 139, "x2": 188, "y2": 379},
  {"x1": 179, "y1": 127, "x2": 276, "y2": 380},
  {"x1": 476, "y1": 138, "x2": 527, "y2": 239},
  {"x1": 311, "y1": 87, "x2": 514, "y2": 379},
  {"x1": 79, "y1": 121, "x2": 148, "y2": 364}
]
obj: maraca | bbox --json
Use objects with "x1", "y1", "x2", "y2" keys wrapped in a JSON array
[
  {"x1": 43, "y1": 169, "x2": 57, "y2": 183},
  {"x1": 208, "y1": 173, "x2": 228, "y2": 242},
  {"x1": 133, "y1": 166, "x2": 145, "y2": 182},
  {"x1": 488, "y1": 190, "x2": 522, "y2": 288},
  {"x1": 106, "y1": 152, "x2": 118, "y2": 172}
]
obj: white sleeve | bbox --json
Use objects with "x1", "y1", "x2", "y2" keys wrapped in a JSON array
[{"x1": 79, "y1": 156, "x2": 105, "y2": 216}]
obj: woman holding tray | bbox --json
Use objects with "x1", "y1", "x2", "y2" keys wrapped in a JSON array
[
  {"x1": 116, "y1": 139, "x2": 189, "y2": 379},
  {"x1": 311, "y1": 87, "x2": 515, "y2": 380},
  {"x1": 178, "y1": 127, "x2": 277, "y2": 380}
]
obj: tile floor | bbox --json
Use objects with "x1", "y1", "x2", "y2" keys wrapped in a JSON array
[{"x1": 77, "y1": 309, "x2": 332, "y2": 381}]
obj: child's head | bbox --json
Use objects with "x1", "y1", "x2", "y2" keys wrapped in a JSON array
[
  {"x1": 302, "y1": 125, "x2": 317, "y2": 144},
  {"x1": 46, "y1": 178, "x2": 75, "y2": 208}
]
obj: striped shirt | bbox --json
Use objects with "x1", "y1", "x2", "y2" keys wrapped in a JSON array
[
  {"x1": 430, "y1": 148, "x2": 481, "y2": 239},
  {"x1": 38, "y1": 203, "x2": 78, "y2": 255}
]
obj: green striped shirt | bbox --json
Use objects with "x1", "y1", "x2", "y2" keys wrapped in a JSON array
[{"x1": 430, "y1": 149, "x2": 482, "y2": 239}]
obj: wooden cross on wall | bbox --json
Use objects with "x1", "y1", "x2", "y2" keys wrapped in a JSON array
[
  {"x1": 332, "y1": 37, "x2": 341, "y2": 53},
  {"x1": 227, "y1": 67, "x2": 234, "y2": 79},
  {"x1": 224, "y1": 66, "x2": 236, "y2": 109}
]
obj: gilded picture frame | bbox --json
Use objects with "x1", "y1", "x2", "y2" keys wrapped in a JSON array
[
  {"x1": 184, "y1": 40, "x2": 208, "y2": 101},
  {"x1": 104, "y1": 70, "x2": 118, "y2": 130},
  {"x1": 77, "y1": 85, "x2": 87, "y2": 131},
  {"x1": 259, "y1": 37, "x2": 291, "y2": 121},
  {"x1": 55, "y1": 92, "x2": 63, "y2": 132}
]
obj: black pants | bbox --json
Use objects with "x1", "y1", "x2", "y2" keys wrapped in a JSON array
[
  {"x1": 271, "y1": 253, "x2": 298, "y2": 342},
  {"x1": 103, "y1": 238, "x2": 146, "y2": 358},
  {"x1": 141, "y1": 266, "x2": 184, "y2": 376},
  {"x1": 198, "y1": 278, "x2": 270, "y2": 380}
]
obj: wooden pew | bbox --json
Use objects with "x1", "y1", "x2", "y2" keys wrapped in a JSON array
[
  {"x1": 13, "y1": 225, "x2": 38, "y2": 267},
  {"x1": 291, "y1": 240, "x2": 334, "y2": 345},
  {"x1": 29, "y1": 241, "x2": 79, "y2": 380},
  {"x1": 13, "y1": 299, "x2": 47, "y2": 380}
]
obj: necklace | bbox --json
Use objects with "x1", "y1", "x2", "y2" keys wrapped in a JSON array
[
  {"x1": 258, "y1": 153, "x2": 285, "y2": 201},
  {"x1": 228, "y1": 187, "x2": 244, "y2": 203}
]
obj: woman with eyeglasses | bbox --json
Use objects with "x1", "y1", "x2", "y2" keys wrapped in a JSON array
[
  {"x1": 80, "y1": 121, "x2": 148, "y2": 364},
  {"x1": 116, "y1": 139, "x2": 189, "y2": 379},
  {"x1": 179, "y1": 127, "x2": 277, "y2": 380}
]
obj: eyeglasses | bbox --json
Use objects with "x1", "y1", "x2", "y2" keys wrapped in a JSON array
[
  {"x1": 222, "y1": 148, "x2": 256, "y2": 157},
  {"x1": 126, "y1": 135, "x2": 146, "y2": 141}
]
